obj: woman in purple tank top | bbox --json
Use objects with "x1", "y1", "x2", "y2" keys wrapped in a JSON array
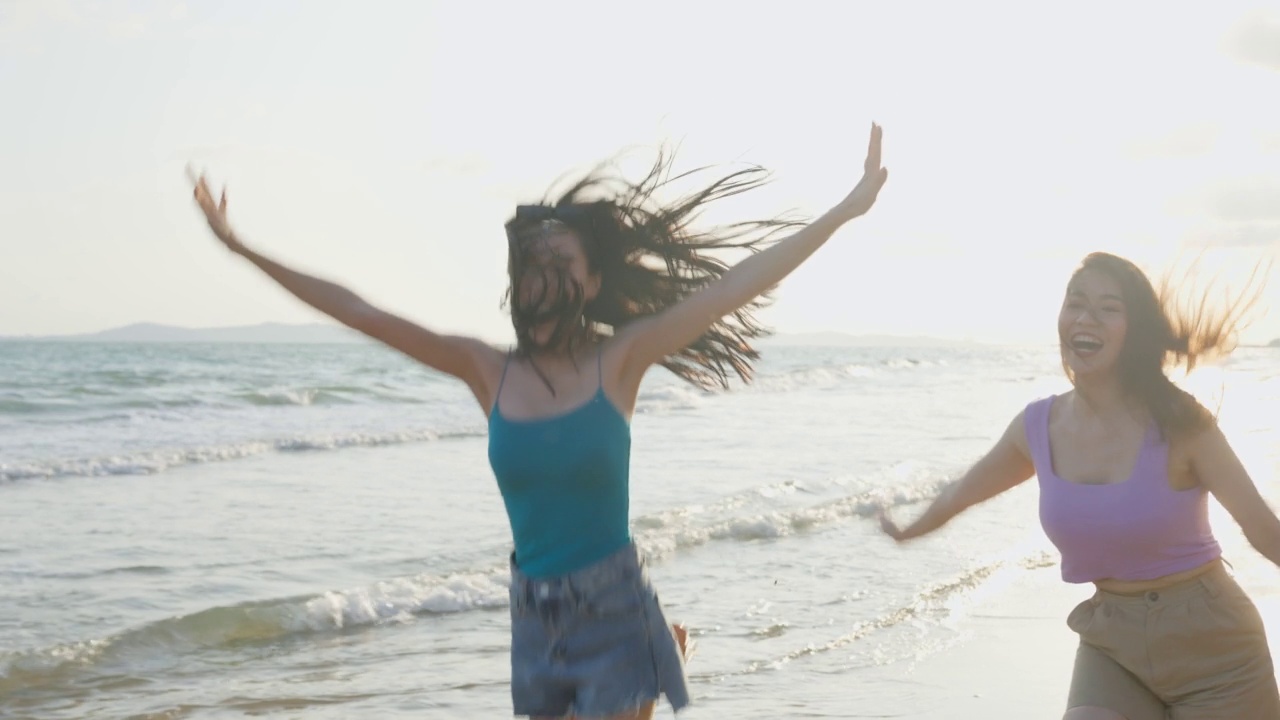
[{"x1": 879, "y1": 252, "x2": 1279, "y2": 719}]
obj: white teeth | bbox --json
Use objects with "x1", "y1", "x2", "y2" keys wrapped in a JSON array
[{"x1": 1068, "y1": 333, "x2": 1103, "y2": 356}]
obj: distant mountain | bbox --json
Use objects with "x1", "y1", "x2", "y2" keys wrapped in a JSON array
[
  {"x1": 1, "y1": 323, "x2": 985, "y2": 348},
  {"x1": 1, "y1": 322, "x2": 365, "y2": 344}
]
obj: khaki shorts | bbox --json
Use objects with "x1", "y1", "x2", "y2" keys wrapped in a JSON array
[{"x1": 1066, "y1": 561, "x2": 1279, "y2": 719}]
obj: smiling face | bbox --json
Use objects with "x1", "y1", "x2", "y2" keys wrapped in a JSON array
[{"x1": 1059, "y1": 268, "x2": 1129, "y2": 380}]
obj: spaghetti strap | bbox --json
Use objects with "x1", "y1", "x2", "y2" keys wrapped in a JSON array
[
  {"x1": 596, "y1": 345, "x2": 604, "y2": 390},
  {"x1": 494, "y1": 350, "x2": 513, "y2": 412}
]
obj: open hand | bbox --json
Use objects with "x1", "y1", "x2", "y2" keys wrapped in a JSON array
[
  {"x1": 834, "y1": 123, "x2": 889, "y2": 221},
  {"x1": 187, "y1": 165, "x2": 244, "y2": 254},
  {"x1": 877, "y1": 507, "x2": 908, "y2": 543}
]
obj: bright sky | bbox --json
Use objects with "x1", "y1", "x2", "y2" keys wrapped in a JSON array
[{"x1": 3, "y1": 1, "x2": 1279, "y2": 344}]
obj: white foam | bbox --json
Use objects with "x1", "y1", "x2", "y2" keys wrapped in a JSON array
[
  {"x1": 0, "y1": 427, "x2": 483, "y2": 482},
  {"x1": 0, "y1": 638, "x2": 110, "y2": 681},
  {"x1": 634, "y1": 385, "x2": 706, "y2": 414},
  {"x1": 0, "y1": 569, "x2": 512, "y2": 693},
  {"x1": 299, "y1": 570, "x2": 510, "y2": 630},
  {"x1": 713, "y1": 554, "x2": 1042, "y2": 680},
  {"x1": 636, "y1": 475, "x2": 950, "y2": 560},
  {"x1": 747, "y1": 363, "x2": 879, "y2": 394}
]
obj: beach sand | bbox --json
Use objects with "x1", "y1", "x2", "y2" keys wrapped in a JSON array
[
  {"x1": 897, "y1": 558, "x2": 1280, "y2": 719},
  {"x1": 899, "y1": 563, "x2": 1086, "y2": 719}
]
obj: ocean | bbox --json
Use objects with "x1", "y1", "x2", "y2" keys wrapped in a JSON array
[{"x1": 2, "y1": 340, "x2": 1278, "y2": 719}]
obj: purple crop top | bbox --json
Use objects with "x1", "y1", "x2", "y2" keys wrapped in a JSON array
[{"x1": 1025, "y1": 395, "x2": 1222, "y2": 584}]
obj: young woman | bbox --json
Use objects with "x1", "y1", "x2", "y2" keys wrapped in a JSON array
[
  {"x1": 879, "y1": 251, "x2": 1279, "y2": 719},
  {"x1": 189, "y1": 125, "x2": 889, "y2": 719}
]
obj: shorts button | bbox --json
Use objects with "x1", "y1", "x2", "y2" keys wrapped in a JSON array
[
  {"x1": 538, "y1": 584, "x2": 550, "y2": 598},
  {"x1": 1147, "y1": 591, "x2": 1159, "y2": 602}
]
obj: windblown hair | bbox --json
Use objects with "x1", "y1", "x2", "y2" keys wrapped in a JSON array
[
  {"x1": 502, "y1": 149, "x2": 804, "y2": 390},
  {"x1": 1062, "y1": 252, "x2": 1267, "y2": 441}
]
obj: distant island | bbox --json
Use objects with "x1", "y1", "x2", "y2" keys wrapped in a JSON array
[
  {"x1": 1270, "y1": 338, "x2": 1280, "y2": 348},
  {"x1": 0, "y1": 322, "x2": 979, "y2": 348},
  {"x1": 0, "y1": 322, "x2": 365, "y2": 344}
]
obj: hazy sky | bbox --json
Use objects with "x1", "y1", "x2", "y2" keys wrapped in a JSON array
[{"x1": 3, "y1": 1, "x2": 1279, "y2": 344}]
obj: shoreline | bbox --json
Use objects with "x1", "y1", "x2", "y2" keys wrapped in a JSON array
[
  {"x1": 896, "y1": 562, "x2": 1085, "y2": 718},
  {"x1": 895, "y1": 554, "x2": 1280, "y2": 718}
]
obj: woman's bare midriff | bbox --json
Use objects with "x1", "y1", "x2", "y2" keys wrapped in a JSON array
[{"x1": 1093, "y1": 557, "x2": 1223, "y2": 595}]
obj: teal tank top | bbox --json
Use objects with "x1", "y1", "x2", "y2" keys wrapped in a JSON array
[{"x1": 486, "y1": 349, "x2": 632, "y2": 579}]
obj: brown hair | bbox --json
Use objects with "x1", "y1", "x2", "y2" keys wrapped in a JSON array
[
  {"x1": 503, "y1": 149, "x2": 803, "y2": 390},
  {"x1": 1061, "y1": 252, "x2": 1267, "y2": 441}
]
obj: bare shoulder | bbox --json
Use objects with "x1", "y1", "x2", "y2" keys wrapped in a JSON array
[
  {"x1": 601, "y1": 322, "x2": 650, "y2": 370},
  {"x1": 1183, "y1": 421, "x2": 1229, "y2": 451},
  {"x1": 1178, "y1": 421, "x2": 1230, "y2": 467},
  {"x1": 608, "y1": 316, "x2": 652, "y2": 347},
  {"x1": 594, "y1": 330, "x2": 651, "y2": 415},
  {"x1": 451, "y1": 335, "x2": 507, "y2": 361},
  {"x1": 452, "y1": 336, "x2": 508, "y2": 380},
  {"x1": 438, "y1": 336, "x2": 509, "y2": 412},
  {"x1": 597, "y1": 331, "x2": 635, "y2": 380},
  {"x1": 1169, "y1": 421, "x2": 1236, "y2": 491},
  {"x1": 1008, "y1": 392, "x2": 1063, "y2": 459},
  {"x1": 1002, "y1": 407, "x2": 1032, "y2": 458}
]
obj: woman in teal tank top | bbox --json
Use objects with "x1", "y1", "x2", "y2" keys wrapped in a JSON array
[{"x1": 187, "y1": 125, "x2": 889, "y2": 719}]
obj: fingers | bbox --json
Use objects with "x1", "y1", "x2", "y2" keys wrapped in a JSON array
[
  {"x1": 186, "y1": 164, "x2": 230, "y2": 215},
  {"x1": 186, "y1": 164, "x2": 212, "y2": 201},
  {"x1": 854, "y1": 166, "x2": 890, "y2": 204},
  {"x1": 869, "y1": 167, "x2": 889, "y2": 195},
  {"x1": 190, "y1": 177, "x2": 211, "y2": 206},
  {"x1": 865, "y1": 122, "x2": 882, "y2": 174},
  {"x1": 875, "y1": 508, "x2": 899, "y2": 535}
]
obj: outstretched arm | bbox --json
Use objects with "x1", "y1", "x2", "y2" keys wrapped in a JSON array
[
  {"x1": 1192, "y1": 425, "x2": 1280, "y2": 567},
  {"x1": 616, "y1": 124, "x2": 890, "y2": 382},
  {"x1": 879, "y1": 412, "x2": 1036, "y2": 542},
  {"x1": 187, "y1": 169, "x2": 503, "y2": 408}
]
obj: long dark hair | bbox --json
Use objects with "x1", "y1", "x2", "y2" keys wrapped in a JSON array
[
  {"x1": 1061, "y1": 252, "x2": 1267, "y2": 441},
  {"x1": 502, "y1": 149, "x2": 804, "y2": 390}
]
